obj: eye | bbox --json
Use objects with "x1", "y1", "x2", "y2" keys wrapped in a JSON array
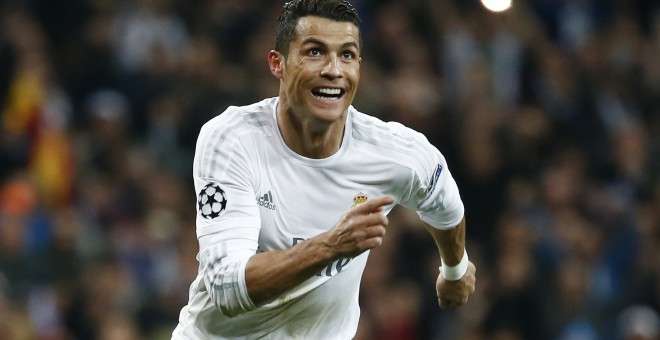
[
  {"x1": 342, "y1": 51, "x2": 355, "y2": 59},
  {"x1": 308, "y1": 48, "x2": 322, "y2": 56}
]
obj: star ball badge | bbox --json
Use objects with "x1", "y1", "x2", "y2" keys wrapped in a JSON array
[{"x1": 198, "y1": 183, "x2": 228, "y2": 219}]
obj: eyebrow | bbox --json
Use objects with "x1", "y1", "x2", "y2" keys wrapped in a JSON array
[{"x1": 301, "y1": 38, "x2": 360, "y2": 51}]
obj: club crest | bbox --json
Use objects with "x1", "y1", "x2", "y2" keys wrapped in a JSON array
[{"x1": 352, "y1": 192, "x2": 368, "y2": 207}]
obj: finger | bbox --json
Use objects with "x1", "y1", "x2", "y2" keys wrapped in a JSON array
[
  {"x1": 350, "y1": 213, "x2": 389, "y2": 230},
  {"x1": 438, "y1": 296, "x2": 455, "y2": 308},
  {"x1": 439, "y1": 295, "x2": 469, "y2": 309},
  {"x1": 365, "y1": 224, "x2": 386, "y2": 238},
  {"x1": 364, "y1": 212, "x2": 389, "y2": 227},
  {"x1": 352, "y1": 195, "x2": 394, "y2": 214},
  {"x1": 359, "y1": 232, "x2": 385, "y2": 249},
  {"x1": 439, "y1": 299, "x2": 454, "y2": 309},
  {"x1": 353, "y1": 224, "x2": 387, "y2": 251}
]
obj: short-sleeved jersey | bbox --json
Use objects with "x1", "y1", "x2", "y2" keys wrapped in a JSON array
[{"x1": 174, "y1": 97, "x2": 464, "y2": 339}]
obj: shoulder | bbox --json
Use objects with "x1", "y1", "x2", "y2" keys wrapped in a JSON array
[
  {"x1": 348, "y1": 107, "x2": 443, "y2": 181},
  {"x1": 198, "y1": 97, "x2": 277, "y2": 143},
  {"x1": 349, "y1": 107, "x2": 433, "y2": 154},
  {"x1": 194, "y1": 98, "x2": 277, "y2": 178}
]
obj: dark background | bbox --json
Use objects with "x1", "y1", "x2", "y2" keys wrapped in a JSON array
[{"x1": 0, "y1": 0, "x2": 658, "y2": 339}]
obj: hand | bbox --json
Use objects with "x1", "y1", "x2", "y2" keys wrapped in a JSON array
[
  {"x1": 323, "y1": 195, "x2": 395, "y2": 259},
  {"x1": 435, "y1": 261, "x2": 476, "y2": 308}
]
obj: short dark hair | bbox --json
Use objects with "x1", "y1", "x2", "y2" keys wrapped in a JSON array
[{"x1": 274, "y1": 0, "x2": 361, "y2": 57}]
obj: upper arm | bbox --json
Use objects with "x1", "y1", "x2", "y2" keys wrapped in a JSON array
[
  {"x1": 191, "y1": 118, "x2": 262, "y2": 316},
  {"x1": 193, "y1": 119, "x2": 261, "y2": 241},
  {"x1": 396, "y1": 131, "x2": 464, "y2": 230}
]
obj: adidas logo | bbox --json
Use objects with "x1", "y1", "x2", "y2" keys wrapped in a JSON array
[{"x1": 257, "y1": 191, "x2": 276, "y2": 210}]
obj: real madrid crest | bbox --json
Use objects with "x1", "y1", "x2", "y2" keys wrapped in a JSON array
[{"x1": 352, "y1": 192, "x2": 368, "y2": 207}]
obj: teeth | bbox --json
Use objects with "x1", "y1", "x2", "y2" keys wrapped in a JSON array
[
  {"x1": 315, "y1": 95, "x2": 336, "y2": 100},
  {"x1": 317, "y1": 88, "x2": 341, "y2": 95}
]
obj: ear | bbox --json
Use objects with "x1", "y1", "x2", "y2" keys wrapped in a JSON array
[{"x1": 268, "y1": 50, "x2": 285, "y2": 79}]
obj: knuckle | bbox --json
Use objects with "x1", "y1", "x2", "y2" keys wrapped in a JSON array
[
  {"x1": 344, "y1": 217, "x2": 354, "y2": 228},
  {"x1": 366, "y1": 238, "x2": 382, "y2": 249}
]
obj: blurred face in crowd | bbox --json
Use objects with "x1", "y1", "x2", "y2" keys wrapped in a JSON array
[{"x1": 269, "y1": 16, "x2": 361, "y2": 128}]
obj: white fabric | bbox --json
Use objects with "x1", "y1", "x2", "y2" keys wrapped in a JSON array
[{"x1": 173, "y1": 97, "x2": 464, "y2": 339}]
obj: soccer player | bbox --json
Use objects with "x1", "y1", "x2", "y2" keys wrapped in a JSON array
[{"x1": 172, "y1": 0, "x2": 476, "y2": 338}]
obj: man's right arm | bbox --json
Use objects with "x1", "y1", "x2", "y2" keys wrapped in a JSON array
[
  {"x1": 197, "y1": 195, "x2": 394, "y2": 317},
  {"x1": 244, "y1": 195, "x2": 394, "y2": 306}
]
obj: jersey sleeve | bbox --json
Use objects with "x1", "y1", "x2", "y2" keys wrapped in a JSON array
[
  {"x1": 191, "y1": 114, "x2": 261, "y2": 316},
  {"x1": 193, "y1": 115, "x2": 261, "y2": 238},
  {"x1": 397, "y1": 130, "x2": 464, "y2": 230}
]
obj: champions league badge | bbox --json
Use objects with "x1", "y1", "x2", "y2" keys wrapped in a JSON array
[{"x1": 198, "y1": 183, "x2": 228, "y2": 219}]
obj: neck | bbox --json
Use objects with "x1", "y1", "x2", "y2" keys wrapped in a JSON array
[{"x1": 276, "y1": 102, "x2": 346, "y2": 159}]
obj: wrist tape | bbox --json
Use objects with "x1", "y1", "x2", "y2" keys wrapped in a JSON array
[{"x1": 440, "y1": 249, "x2": 468, "y2": 281}]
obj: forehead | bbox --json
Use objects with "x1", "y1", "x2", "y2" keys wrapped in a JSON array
[{"x1": 293, "y1": 16, "x2": 360, "y2": 46}]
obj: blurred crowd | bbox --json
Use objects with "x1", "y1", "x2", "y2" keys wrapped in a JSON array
[{"x1": 0, "y1": 0, "x2": 658, "y2": 339}]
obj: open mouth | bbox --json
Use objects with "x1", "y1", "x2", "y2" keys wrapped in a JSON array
[{"x1": 311, "y1": 87, "x2": 344, "y2": 100}]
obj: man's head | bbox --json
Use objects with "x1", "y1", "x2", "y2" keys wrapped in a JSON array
[
  {"x1": 274, "y1": 0, "x2": 361, "y2": 58},
  {"x1": 268, "y1": 0, "x2": 362, "y2": 137}
]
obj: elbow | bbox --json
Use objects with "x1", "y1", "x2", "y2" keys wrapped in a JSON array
[
  {"x1": 202, "y1": 254, "x2": 256, "y2": 317},
  {"x1": 211, "y1": 284, "x2": 251, "y2": 318},
  {"x1": 215, "y1": 292, "x2": 252, "y2": 318}
]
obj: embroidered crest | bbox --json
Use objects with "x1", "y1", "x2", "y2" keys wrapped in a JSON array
[{"x1": 352, "y1": 192, "x2": 368, "y2": 207}]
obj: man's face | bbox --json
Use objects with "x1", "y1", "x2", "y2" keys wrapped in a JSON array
[{"x1": 276, "y1": 16, "x2": 361, "y2": 124}]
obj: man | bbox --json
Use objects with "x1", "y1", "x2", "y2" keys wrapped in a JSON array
[{"x1": 173, "y1": 0, "x2": 476, "y2": 338}]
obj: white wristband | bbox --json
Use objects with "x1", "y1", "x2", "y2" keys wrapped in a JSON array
[{"x1": 440, "y1": 249, "x2": 469, "y2": 281}]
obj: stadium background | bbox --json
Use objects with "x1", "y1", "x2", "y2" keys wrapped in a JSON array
[{"x1": 0, "y1": 0, "x2": 658, "y2": 338}]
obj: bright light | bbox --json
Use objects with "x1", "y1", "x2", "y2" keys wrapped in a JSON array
[{"x1": 481, "y1": 0, "x2": 512, "y2": 12}]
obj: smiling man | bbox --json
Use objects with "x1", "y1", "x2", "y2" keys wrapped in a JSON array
[
  {"x1": 272, "y1": 14, "x2": 360, "y2": 159},
  {"x1": 172, "y1": 1, "x2": 476, "y2": 339}
]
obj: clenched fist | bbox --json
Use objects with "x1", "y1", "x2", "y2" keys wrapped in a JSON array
[{"x1": 436, "y1": 261, "x2": 476, "y2": 308}]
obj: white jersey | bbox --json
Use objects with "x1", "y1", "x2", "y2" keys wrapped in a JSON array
[{"x1": 173, "y1": 97, "x2": 464, "y2": 339}]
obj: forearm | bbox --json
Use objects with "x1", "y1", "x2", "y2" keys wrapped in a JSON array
[
  {"x1": 424, "y1": 217, "x2": 466, "y2": 265},
  {"x1": 247, "y1": 196, "x2": 392, "y2": 305},
  {"x1": 198, "y1": 236, "x2": 335, "y2": 317},
  {"x1": 245, "y1": 234, "x2": 335, "y2": 306},
  {"x1": 201, "y1": 196, "x2": 392, "y2": 316},
  {"x1": 425, "y1": 216, "x2": 476, "y2": 308}
]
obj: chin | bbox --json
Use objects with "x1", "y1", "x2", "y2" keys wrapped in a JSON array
[
  {"x1": 310, "y1": 106, "x2": 347, "y2": 123},
  {"x1": 309, "y1": 98, "x2": 349, "y2": 117}
]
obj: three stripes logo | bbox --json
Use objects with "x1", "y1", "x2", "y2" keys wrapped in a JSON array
[{"x1": 257, "y1": 191, "x2": 276, "y2": 210}]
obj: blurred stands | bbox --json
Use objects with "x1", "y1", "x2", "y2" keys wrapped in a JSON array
[{"x1": 0, "y1": 0, "x2": 658, "y2": 339}]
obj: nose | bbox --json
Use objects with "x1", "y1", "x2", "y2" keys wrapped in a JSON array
[{"x1": 320, "y1": 55, "x2": 342, "y2": 79}]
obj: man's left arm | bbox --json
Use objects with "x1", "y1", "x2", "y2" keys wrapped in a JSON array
[{"x1": 423, "y1": 217, "x2": 476, "y2": 308}]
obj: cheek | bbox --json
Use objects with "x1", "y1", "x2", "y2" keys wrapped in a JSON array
[
  {"x1": 346, "y1": 66, "x2": 361, "y2": 86},
  {"x1": 284, "y1": 70, "x2": 309, "y2": 101},
  {"x1": 345, "y1": 61, "x2": 360, "y2": 76},
  {"x1": 287, "y1": 64, "x2": 313, "y2": 89}
]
